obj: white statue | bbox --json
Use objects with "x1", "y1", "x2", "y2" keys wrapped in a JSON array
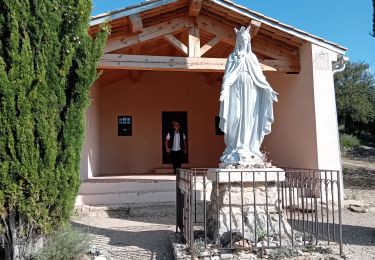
[{"x1": 219, "y1": 25, "x2": 278, "y2": 168}]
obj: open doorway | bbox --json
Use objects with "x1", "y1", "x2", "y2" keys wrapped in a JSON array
[{"x1": 162, "y1": 111, "x2": 188, "y2": 164}]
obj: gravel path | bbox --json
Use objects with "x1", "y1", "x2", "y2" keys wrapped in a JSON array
[
  {"x1": 341, "y1": 150, "x2": 375, "y2": 260},
  {"x1": 341, "y1": 197, "x2": 375, "y2": 260},
  {"x1": 72, "y1": 215, "x2": 175, "y2": 260}
]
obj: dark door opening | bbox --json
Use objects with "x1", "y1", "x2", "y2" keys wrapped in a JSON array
[{"x1": 162, "y1": 111, "x2": 188, "y2": 164}]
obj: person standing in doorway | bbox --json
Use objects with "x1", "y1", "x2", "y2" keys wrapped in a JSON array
[{"x1": 165, "y1": 121, "x2": 187, "y2": 175}]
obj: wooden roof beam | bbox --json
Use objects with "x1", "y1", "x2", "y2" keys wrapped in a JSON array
[
  {"x1": 104, "y1": 16, "x2": 188, "y2": 53},
  {"x1": 129, "y1": 13, "x2": 143, "y2": 33},
  {"x1": 189, "y1": 0, "x2": 202, "y2": 16},
  {"x1": 99, "y1": 54, "x2": 277, "y2": 72},
  {"x1": 260, "y1": 59, "x2": 300, "y2": 73},
  {"x1": 163, "y1": 34, "x2": 188, "y2": 56}
]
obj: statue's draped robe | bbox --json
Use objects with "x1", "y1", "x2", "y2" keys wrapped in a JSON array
[{"x1": 219, "y1": 30, "x2": 278, "y2": 165}]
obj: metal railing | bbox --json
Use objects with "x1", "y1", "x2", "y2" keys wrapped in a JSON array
[{"x1": 176, "y1": 168, "x2": 342, "y2": 258}]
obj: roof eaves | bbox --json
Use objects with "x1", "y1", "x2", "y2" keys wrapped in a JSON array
[
  {"x1": 90, "y1": 0, "x2": 179, "y2": 26},
  {"x1": 212, "y1": 0, "x2": 347, "y2": 54}
]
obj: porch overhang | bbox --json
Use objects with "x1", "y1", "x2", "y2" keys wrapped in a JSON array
[{"x1": 92, "y1": 0, "x2": 332, "y2": 79}]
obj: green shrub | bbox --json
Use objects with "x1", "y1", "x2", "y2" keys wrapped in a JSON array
[
  {"x1": 340, "y1": 134, "x2": 360, "y2": 152},
  {"x1": 0, "y1": 1, "x2": 108, "y2": 259},
  {"x1": 33, "y1": 225, "x2": 92, "y2": 260}
]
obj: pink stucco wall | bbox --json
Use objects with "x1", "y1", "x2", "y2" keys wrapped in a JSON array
[
  {"x1": 80, "y1": 82, "x2": 101, "y2": 179},
  {"x1": 263, "y1": 43, "x2": 319, "y2": 169},
  {"x1": 97, "y1": 71, "x2": 225, "y2": 175}
]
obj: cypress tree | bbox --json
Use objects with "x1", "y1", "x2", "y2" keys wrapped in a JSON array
[{"x1": 0, "y1": 1, "x2": 108, "y2": 259}]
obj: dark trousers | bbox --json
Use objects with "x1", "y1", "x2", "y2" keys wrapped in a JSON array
[{"x1": 170, "y1": 150, "x2": 183, "y2": 175}]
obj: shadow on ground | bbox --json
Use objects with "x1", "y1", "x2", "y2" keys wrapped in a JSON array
[{"x1": 72, "y1": 220, "x2": 174, "y2": 260}]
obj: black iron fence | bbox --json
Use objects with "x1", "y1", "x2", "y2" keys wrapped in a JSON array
[{"x1": 176, "y1": 168, "x2": 342, "y2": 258}]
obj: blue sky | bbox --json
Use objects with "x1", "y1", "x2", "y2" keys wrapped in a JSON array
[{"x1": 92, "y1": 0, "x2": 375, "y2": 73}]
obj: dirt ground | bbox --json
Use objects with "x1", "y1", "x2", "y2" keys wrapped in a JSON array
[
  {"x1": 341, "y1": 146, "x2": 375, "y2": 260},
  {"x1": 71, "y1": 147, "x2": 375, "y2": 260}
]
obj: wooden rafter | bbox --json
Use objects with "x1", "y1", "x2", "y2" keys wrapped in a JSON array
[
  {"x1": 200, "y1": 36, "x2": 221, "y2": 56},
  {"x1": 250, "y1": 20, "x2": 261, "y2": 38},
  {"x1": 197, "y1": 15, "x2": 236, "y2": 45},
  {"x1": 189, "y1": 0, "x2": 202, "y2": 16},
  {"x1": 188, "y1": 18, "x2": 200, "y2": 57},
  {"x1": 163, "y1": 34, "x2": 188, "y2": 56},
  {"x1": 99, "y1": 54, "x2": 277, "y2": 72},
  {"x1": 252, "y1": 38, "x2": 299, "y2": 61},
  {"x1": 104, "y1": 16, "x2": 188, "y2": 53},
  {"x1": 129, "y1": 13, "x2": 143, "y2": 33},
  {"x1": 197, "y1": 15, "x2": 300, "y2": 72}
]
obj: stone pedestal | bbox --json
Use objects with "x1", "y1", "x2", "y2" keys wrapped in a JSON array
[{"x1": 206, "y1": 168, "x2": 292, "y2": 247}]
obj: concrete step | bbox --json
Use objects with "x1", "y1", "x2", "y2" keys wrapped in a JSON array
[
  {"x1": 75, "y1": 202, "x2": 177, "y2": 218},
  {"x1": 76, "y1": 176, "x2": 176, "y2": 206}
]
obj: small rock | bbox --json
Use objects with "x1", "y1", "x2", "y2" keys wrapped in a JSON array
[
  {"x1": 348, "y1": 204, "x2": 366, "y2": 213},
  {"x1": 234, "y1": 239, "x2": 252, "y2": 249},
  {"x1": 343, "y1": 199, "x2": 365, "y2": 207},
  {"x1": 94, "y1": 257, "x2": 107, "y2": 260},
  {"x1": 221, "y1": 253, "x2": 234, "y2": 259},
  {"x1": 197, "y1": 250, "x2": 210, "y2": 257}
]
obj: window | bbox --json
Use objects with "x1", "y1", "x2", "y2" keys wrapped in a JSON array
[
  {"x1": 215, "y1": 116, "x2": 224, "y2": 135},
  {"x1": 118, "y1": 116, "x2": 132, "y2": 136}
]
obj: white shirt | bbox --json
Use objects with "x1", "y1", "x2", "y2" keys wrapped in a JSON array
[{"x1": 166, "y1": 132, "x2": 186, "y2": 151}]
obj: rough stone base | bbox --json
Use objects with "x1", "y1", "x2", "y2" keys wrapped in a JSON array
[
  {"x1": 169, "y1": 233, "x2": 341, "y2": 260},
  {"x1": 206, "y1": 169, "x2": 292, "y2": 247}
]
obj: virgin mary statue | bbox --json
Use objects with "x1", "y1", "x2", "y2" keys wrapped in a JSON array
[{"x1": 219, "y1": 25, "x2": 278, "y2": 167}]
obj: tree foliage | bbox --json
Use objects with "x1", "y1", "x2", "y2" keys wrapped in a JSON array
[
  {"x1": 372, "y1": 0, "x2": 375, "y2": 36},
  {"x1": 0, "y1": 0, "x2": 107, "y2": 259},
  {"x1": 334, "y1": 61, "x2": 375, "y2": 135}
]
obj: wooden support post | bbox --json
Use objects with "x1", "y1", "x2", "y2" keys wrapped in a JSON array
[
  {"x1": 188, "y1": 18, "x2": 200, "y2": 57},
  {"x1": 188, "y1": 0, "x2": 202, "y2": 16}
]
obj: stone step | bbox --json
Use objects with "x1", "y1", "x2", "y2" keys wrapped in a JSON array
[{"x1": 76, "y1": 190, "x2": 176, "y2": 206}]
